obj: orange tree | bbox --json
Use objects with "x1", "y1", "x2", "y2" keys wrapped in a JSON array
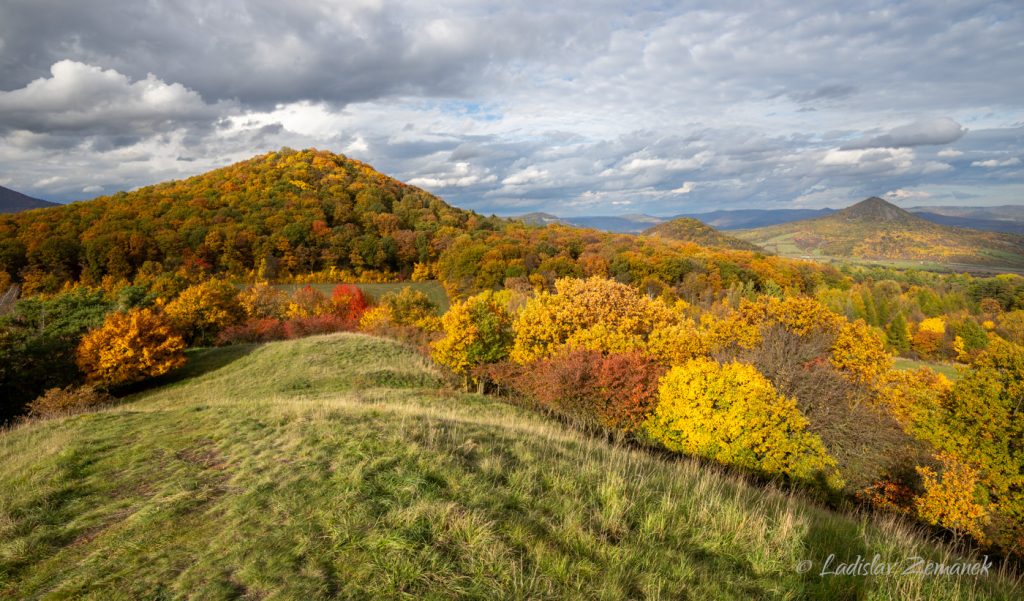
[{"x1": 76, "y1": 307, "x2": 186, "y2": 387}]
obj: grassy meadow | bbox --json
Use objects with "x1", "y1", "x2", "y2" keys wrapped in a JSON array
[{"x1": 1, "y1": 334, "x2": 1019, "y2": 600}]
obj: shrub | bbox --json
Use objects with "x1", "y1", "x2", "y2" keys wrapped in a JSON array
[
  {"x1": 283, "y1": 315, "x2": 352, "y2": 339},
  {"x1": 331, "y1": 284, "x2": 368, "y2": 322},
  {"x1": 432, "y1": 290, "x2": 515, "y2": 386},
  {"x1": 286, "y1": 285, "x2": 332, "y2": 319},
  {"x1": 645, "y1": 357, "x2": 839, "y2": 484},
  {"x1": 593, "y1": 352, "x2": 666, "y2": 432},
  {"x1": 216, "y1": 318, "x2": 288, "y2": 344},
  {"x1": 164, "y1": 278, "x2": 245, "y2": 345},
  {"x1": 482, "y1": 350, "x2": 664, "y2": 432},
  {"x1": 359, "y1": 287, "x2": 441, "y2": 345},
  {"x1": 239, "y1": 284, "x2": 289, "y2": 319},
  {"x1": 916, "y1": 454, "x2": 990, "y2": 544},
  {"x1": 27, "y1": 385, "x2": 114, "y2": 417},
  {"x1": 76, "y1": 308, "x2": 186, "y2": 387}
]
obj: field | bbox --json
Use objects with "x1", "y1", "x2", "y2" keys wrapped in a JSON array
[
  {"x1": 271, "y1": 280, "x2": 450, "y2": 313},
  {"x1": 1, "y1": 334, "x2": 1018, "y2": 600},
  {"x1": 893, "y1": 357, "x2": 962, "y2": 381}
]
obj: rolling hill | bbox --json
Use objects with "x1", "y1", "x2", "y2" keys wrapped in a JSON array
[
  {"x1": 0, "y1": 148, "x2": 489, "y2": 285},
  {"x1": 0, "y1": 185, "x2": 57, "y2": 214},
  {"x1": 734, "y1": 197, "x2": 1024, "y2": 271},
  {"x1": 642, "y1": 217, "x2": 765, "y2": 251},
  {"x1": 1, "y1": 333, "x2": 1016, "y2": 600}
]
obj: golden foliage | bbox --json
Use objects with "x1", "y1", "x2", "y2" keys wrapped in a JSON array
[
  {"x1": 510, "y1": 276, "x2": 683, "y2": 363},
  {"x1": 76, "y1": 308, "x2": 186, "y2": 387},
  {"x1": 432, "y1": 290, "x2": 514, "y2": 377},
  {"x1": 916, "y1": 454, "x2": 990, "y2": 543},
  {"x1": 644, "y1": 357, "x2": 839, "y2": 483},
  {"x1": 829, "y1": 319, "x2": 892, "y2": 384},
  {"x1": 27, "y1": 384, "x2": 114, "y2": 417},
  {"x1": 164, "y1": 278, "x2": 245, "y2": 344}
]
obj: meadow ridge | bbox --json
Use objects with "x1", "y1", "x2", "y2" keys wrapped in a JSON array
[{"x1": 1, "y1": 334, "x2": 1019, "y2": 600}]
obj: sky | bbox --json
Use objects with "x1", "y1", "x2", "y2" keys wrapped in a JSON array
[{"x1": 0, "y1": 0, "x2": 1022, "y2": 216}]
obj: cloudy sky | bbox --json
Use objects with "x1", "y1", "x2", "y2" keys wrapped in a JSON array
[{"x1": 0, "y1": 0, "x2": 1021, "y2": 216}]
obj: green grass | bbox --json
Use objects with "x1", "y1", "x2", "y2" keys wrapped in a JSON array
[
  {"x1": 1, "y1": 334, "x2": 1019, "y2": 599},
  {"x1": 272, "y1": 280, "x2": 450, "y2": 313},
  {"x1": 893, "y1": 357, "x2": 962, "y2": 380}
]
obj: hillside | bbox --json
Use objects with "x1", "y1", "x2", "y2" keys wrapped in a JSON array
[
  {"x1": 1, "y1": 333, "x2": 1017, "y2": 600},
  {"x1": 734, "y1": 197, "x2": 1024, "y2": 270},
  {"x1": 0, "y1": 148, "x2": 489, "y2": 288},
  {"x1": 643, "y1": 217, "x2": 764, "y2": 251},
  {"x1": 0, "y1": 185, "x2": 57, "y2": 214}
]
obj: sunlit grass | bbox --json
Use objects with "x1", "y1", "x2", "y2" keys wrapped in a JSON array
[{"x1": 0, "y1": 333, "x2": 1018, "y2": 599}]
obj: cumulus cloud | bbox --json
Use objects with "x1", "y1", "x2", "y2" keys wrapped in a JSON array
[{"x1": 0, "y1": 61, "x2": 224, "y2": 136}]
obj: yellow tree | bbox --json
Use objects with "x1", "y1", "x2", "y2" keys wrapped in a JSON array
[
  {"x1": 431, "y1": 290, "x2": 514, "y2": 389},
  {"x1": 510, "y1": 276, "x2": 684, "y2": 363},
  {"x1": 77, "y1": 308, "x2": 186, "y2": 387},
  {"x1": 645, "y1": 357, "x2": 839, "y2": 484},
  {"x1": 164, "y1": 278, "x2": 245, "y2": 345}
]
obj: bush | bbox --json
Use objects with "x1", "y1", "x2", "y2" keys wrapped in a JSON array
[
  {"x1": 76, "y1": 307, "x2": 186, "y2": 387},
  {"x1": 723, "y1": 325, "x2": 917, "y2": 493},
  {"x1": 331, "y1": 284, "x2": 368, "y2": 322},
  {"x1": 283, "y1": 315, "x2": 352, "y2": 339},
  {"x1": 485, "y1": 350, "x2": 666, "y2": 432},
  {"x1": 216, "y1": 318, "x2": 288, "y2": 344},
  {"x1": 432, "y1": 290, "x2": 514, "y2": 386},
  {"x1": 239, "y1": 284, "x2": 289, "y2": 319},
  {"x1": 286, "y1": 285, "x2": 332, "y2": 318},
  {"x1": 27, "y1": 385, "x2": 114, "y2": 417},
  {"x1": 644, "y1": 357, "x2": 839, "y2": 484},
  {"x1": 164, "y1": 278, "x2": 245, "y2": 345}
]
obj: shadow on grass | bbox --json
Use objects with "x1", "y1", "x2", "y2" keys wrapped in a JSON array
[{"x1": 115, "y1": 343, "x2": 260, "y2": 398}]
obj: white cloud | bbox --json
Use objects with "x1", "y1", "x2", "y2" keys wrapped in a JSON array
[
  {"x1": 885, "y1": 188, "x2": 931, "y2": 201},
  {"x1": 671, "y1": 181, "x2": 695, "y2": 194},
  {"x1": 937, "y1": 148, "x2": 963, "y2": 158},
  {"x1": 972, "y1": 157, "x2": 1021, "y2": 168},
  {"x1": 0, "y1": 60, "x2": 224, "y2": 135},
  {"x1": 502, "y1": 166, "x2": 549, "y2": 186}
]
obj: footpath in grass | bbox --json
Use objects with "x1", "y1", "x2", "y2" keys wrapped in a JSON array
[{"x1": 0, "y1": 334, "x2": 1018, "y2": 600}]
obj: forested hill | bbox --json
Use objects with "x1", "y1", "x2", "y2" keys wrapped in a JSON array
[
  {"x1": 642, "y1": 217, "x2": 764, "y2": 252},
  {"x1": 0, "y1": 149, "x2": 495, "y2": 291}
]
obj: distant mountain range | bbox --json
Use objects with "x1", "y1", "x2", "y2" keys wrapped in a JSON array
[
  {"x1": 733, "y1": 197, "x2": 1024, "y2": 271},
  {"x1": 0, "y1": 185, "x2": 57, "y2": 213},
  {"x1": 516, "y1": 204, "x2": 1024, "y2": 235}
]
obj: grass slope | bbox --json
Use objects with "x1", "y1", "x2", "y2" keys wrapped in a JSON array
[{"x1": 1, "y1": 334, "x2": 1019, "y2": 600}]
